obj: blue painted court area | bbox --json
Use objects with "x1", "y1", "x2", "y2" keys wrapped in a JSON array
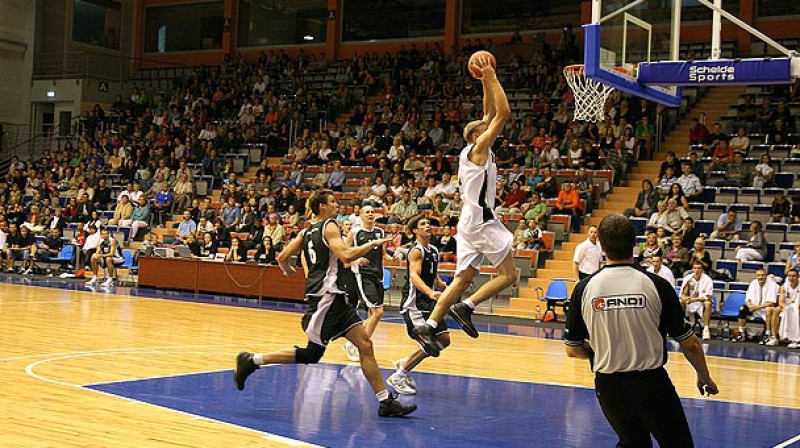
[{"x1": 87, "y1": 364, "x2": 800, "y2": 448}]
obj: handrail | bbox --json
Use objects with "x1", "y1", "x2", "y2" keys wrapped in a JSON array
[{"x1": 34, "y1": 50, "x2": 200, "y2": 83}]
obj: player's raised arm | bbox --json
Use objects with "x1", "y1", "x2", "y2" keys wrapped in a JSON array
[
  {"x1": 482, "y1": 71, "x2": 496, "y2": 125},
  {"x1": 466, "y1": 56, "x2": 510, "y2": 165}
]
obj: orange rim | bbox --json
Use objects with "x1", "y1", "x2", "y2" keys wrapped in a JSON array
[{"x1": 563, "y1": 64, "x2": 585, "y2": 74}]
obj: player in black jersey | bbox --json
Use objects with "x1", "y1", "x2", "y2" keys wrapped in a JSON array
[
  {"x1": 85, "y1": 229, "x2": 123, "y2": 288},
  {"x1": 387, "y1": 215, "x2": 450, "y2": 395},
  {"x1": 233, "y1": 190, "x2": 416, "y2": 417},
  {"x1": 341, "y1": 205, "x2": 399, "y2": 361}
]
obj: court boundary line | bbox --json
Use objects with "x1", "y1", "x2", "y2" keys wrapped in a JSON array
[
  {"x1": 83, "y1": 381, "x2": 324, "y2": 447},
  {"x1": 23, "y1": 352, "x2": 324, "y2": 447},
  {"x1": 772, "y1": 433, "x2": 800, "y2": 448}
]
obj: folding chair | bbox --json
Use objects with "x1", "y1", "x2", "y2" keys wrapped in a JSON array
[
  {"x1": 117, "y1": 250, "x2": 137, "y2": 285},
  {"x1": 47, "y1": 244, "x2": 75, "y2": 273},
  {"x1": 382, "y1": 268, "x2": 393, "y2": 306},
  {"x1": 534, "y1": 280, "x2": 569, "y2": 322}
]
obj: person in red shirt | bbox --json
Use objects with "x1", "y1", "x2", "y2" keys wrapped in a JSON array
[
  {"x1": 531, "y1": 127, "x2": 549, "y2": 150},
  {"x1": 495, "y1": 180, "x2": 527, "y2": 215},
  {"x1": 555, "y1": 181, "x2": 583, "y2": 233},
  {"x1": 706, "y1": 139, "x2": 733, "y2": 172},
  {"x1": 688, "y1": 117, "x2": 709, "y2": 145}
]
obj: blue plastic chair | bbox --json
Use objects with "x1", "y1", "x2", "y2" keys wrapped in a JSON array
[
  {"x1": 121, "y1": 250, "x2": 136, "y2": 270},
  {"x1": 48, "y1": 244, "x2": 75, "y2": 271},
  {"x1": 382, "y1": 268, "x2": 391, "y2": 291},
  {"x1": 118, "y1": 250, "x2": 137, "y2": 285},
  {"x1": 534, "y1": 280, "x2": 569, "y2": 322},
  {"x1": 383, "y1": 268, "x2": 393, "y2": 305},
  {"x1": 720, "y1": 292, "x2": 746, "y2": 319}
]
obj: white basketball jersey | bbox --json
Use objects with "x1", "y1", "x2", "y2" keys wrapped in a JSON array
[
  {"x1": 458, "y1": 143, "x2": 498, "y2": 233},
  {"x1": 785, "y1": 282, "x2": 800, "y2": 304}
]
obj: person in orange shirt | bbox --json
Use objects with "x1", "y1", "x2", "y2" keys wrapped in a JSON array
[
  {"x1": 530, "y1": 127, "x2": 549, "y2": 150},
  {"x1": 555, "y1": 181, "x2": 583, "y2": 233},
  {"x1": 264, "y1": 106, "x2": 279, "y2": 125}
]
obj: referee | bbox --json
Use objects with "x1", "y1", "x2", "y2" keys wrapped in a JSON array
[{"x1": 565, "y1": 214, "x2": 718, "y2": 448}]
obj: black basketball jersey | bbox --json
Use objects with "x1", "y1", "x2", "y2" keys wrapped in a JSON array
[
  {"x1": 401, "y1": 242, "x2": 439, "y2": 312},
  {"x1": 351, "y1": 226, "x2": 384, "y2": 279},
  {"x1": 302, "y1": 219, "x2": 343, "y2": 297},
  {"x1": 98, "y1": 238, "x2": 121, "y2": 257},
  {"x1": 99, "y1": 239, "x2": 112, "y2": 255}
]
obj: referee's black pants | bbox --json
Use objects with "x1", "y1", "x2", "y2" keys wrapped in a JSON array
[{"x1": 595, "y1": 367, "x2": 694, "y2": 448}]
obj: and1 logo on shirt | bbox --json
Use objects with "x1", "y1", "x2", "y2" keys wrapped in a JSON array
[{"x1": 592, "y1": 295, "x2": 647, "y2": 312}]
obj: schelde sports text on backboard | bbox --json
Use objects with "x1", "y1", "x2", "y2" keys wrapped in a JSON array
[{"x1": 637, "y1": 58, "x2": 793, "y2": 86}]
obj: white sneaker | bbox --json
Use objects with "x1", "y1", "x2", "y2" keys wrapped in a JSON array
[
  {"x1": 392, "y1": 359, "x2": 416, "y2": 389},
  {"x1": 387, "y1": 372, "x2": 417, "y2": 395},
  {"x1": 766, "y1": 337, "x2": 779, "y2": 347},
  {"x1": 22, "y1": 268, "x2": 32, "y2": 275},
  {"x1": 342, "y1": 341, "x2": 359, "y2": 362},
  {"x1": 102, "y1": 278, "x2": 114, "y2": 288},
  {"x1": 85, "y1": 276, "x2": 98, "y2": 286},
  {"x1": 702, "y1": 327, "x2": 711, "y2": 340},
  {"x1": 788, "y1": 342, "x2": 800, "y2": 349}
]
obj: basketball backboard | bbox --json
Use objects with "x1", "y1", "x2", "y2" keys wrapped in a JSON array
[
  {"x1": 584, "y1": 0, "x2": 683, "y2": 107},
  {"x1": 584, "y1": 0, "x2": 798, "y2": 108}
]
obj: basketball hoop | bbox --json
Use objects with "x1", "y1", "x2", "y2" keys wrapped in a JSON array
[{"x1": 563, "y1": 65, "x2": 616, "y2": 122}]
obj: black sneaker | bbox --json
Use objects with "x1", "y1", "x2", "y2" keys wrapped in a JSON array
[
  {"x1": 234, "y1": 351, "x2": 259, "y2": 391},
  {"x1": 378, "y1": 394, "x2": 417, "y2": 417},
  {"x1": 411, "y1": 325, "x2": 440, "y2": 357},
  {"x1": 732, "y1": 332, "x2": 746, "y2": 343},
  {"x1": 449, "y1": 302, "x2": 479, "y2": 338}
]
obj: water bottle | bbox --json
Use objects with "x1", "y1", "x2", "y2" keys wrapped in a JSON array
[
  {"x1": 722, "y1": 321, "x2": 731, "y2": 340},
  {"x1": 535, "y1": 305, "x2": 542, "y2": 322}
]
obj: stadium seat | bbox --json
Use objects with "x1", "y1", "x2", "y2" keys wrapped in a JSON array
[
  {"x1": 695, "y1": 220, "x2": 715, "y2": 236},
  {"x1": 715, "y1": 259, "x2": 738, "y2": 281},
  {"x1": 766, "y1": 262, "x2": 785, "y2": 280},
  {"x1": 47, "y1": 244, "x2": 75, "y2": 272},
  {"x1": 765, "y1": 223, "x2": 788, "y2": 243},
  {"x1": 719, "y1": 292, "x2": 746, "y2": 320}
]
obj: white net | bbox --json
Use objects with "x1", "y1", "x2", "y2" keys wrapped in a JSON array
[{"x1": 563, "y1": 65, "x2": 616, "y2": 122}]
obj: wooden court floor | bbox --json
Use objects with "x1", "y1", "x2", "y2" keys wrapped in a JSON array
[{"x1": 2, "y1": 281, "x2": 800, "y2": 447}]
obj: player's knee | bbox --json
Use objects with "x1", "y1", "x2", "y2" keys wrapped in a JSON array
[
  {"x1": 294, "y1": 342, "x2": 325, "y2": 364},
  {"x1": 355, "y1": 337, "x2": 374, "y2": 356},
  {"x1": 499, "y1": 271, "x2": 516, "y2": 287},
  {"x1": 738, "y1": 305, "x2": 750, "y2": 319},
  {"x1": 370, "y1": 306, "x2": 384, "y2": 320}
]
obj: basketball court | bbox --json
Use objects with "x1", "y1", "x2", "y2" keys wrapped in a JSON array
[
  {"x1": 4, "y1": 1, "x2": 800, "y2": 446},
  {"x1": 2, "y1": 277, "x2": 800, "y2": 447}
]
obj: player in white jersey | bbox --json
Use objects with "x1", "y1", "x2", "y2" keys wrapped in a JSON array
[
  {"x1": 412, "y1": 54, "x2": 517, "y2": 356},
  {"x1": 768, "y1": 269, "x2": 800, "y2": 347}
]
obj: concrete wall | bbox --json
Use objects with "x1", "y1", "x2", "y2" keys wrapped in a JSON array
[{"x1": 0, "y1": 0, "x2": 36, "y2": 130}]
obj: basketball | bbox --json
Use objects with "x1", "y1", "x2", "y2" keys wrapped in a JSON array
[{"x1": 468, "y1": 50, "x2": 497, "y2": 79}]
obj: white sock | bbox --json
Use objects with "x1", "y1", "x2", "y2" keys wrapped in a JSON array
[
  {"x1": 425, "y1": 318, "x2": 438, "y2": 327},
  {"x1": 376, "y1": 389, "x2": 390, "y2": 401},
  {"x1": 464, "y1": 299, "x2": 476, "y2": 309},
  {"x1": 397, "y1": 367, "x2": 408, "y2": 376},
  {"x1": 253, "y1": 354, "x2": 264, "y2": 365},
  {"x1": 738, "y1": 327, "x2": 745, "y2": 334}
]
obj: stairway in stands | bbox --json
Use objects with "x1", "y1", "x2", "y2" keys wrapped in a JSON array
[{"x1": 496, "y1": 85, "x2": 747, "y2": 318}]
